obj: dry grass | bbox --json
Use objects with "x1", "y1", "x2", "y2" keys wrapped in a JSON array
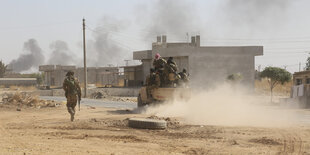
[
  {"x1": 9, "y1": 85, "x2": 37, "y2": 91},
  {"x1": 95, "y1": 83, "x2": 105, "y2": 88},
  {"x1": 255, "y1": 79, "x2": 292, "y2": 96}
]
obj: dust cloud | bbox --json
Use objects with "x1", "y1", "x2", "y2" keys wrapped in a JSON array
[{"x1": 145, "y1": 84, "x2": 300, "y2": 127}]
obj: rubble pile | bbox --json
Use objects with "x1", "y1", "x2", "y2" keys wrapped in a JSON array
[
  {"x1": 1, "y1": 92, "x2": 61, "y2": 108},
  {"x1": 90, "y1": 91, "x2": 136, "y2": 103},
  {"x1": 91, "y1": 92, "x2": 105, "y2": 99},
  {"x1": 91, "y1": 91, "x2": 109, "y2": 99}
]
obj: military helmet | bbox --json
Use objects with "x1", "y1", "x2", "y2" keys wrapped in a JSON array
[
  {"x1": 66, "y1": 70, "x2": 74, "y2": 76},
  {"x1": 167, "y1": 57, "x2": 174, "y2": 64},
  {"x1": 183, "y1": 69, "x2": 187, "y2": 73}
]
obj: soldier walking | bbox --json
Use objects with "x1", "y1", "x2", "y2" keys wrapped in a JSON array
[{"x1": 63, "y1": 71, "x2": 81, "y2": 122}]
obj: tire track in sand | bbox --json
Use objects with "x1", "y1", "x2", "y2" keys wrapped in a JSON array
[{"x1": 278, "y1": 129, "x2": 304, "y2": 154}]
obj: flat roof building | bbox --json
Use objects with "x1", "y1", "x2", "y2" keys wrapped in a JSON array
[{"x1": 133, "y1": 35, "x2": 263, "y2": 89}]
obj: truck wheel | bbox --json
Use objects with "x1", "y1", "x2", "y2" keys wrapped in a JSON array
[
  {"x1": 128, "y1": 118, "x2": 167, "y2": 129},
  {"x1": 137, "y1": 94, "x2": 143, "y2": 107}
]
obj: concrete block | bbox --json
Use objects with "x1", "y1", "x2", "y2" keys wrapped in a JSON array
[{"x1": 39, "y1": 65, "x2": 55, "y2": 71}]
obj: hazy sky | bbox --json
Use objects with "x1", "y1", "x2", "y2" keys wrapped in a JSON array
[{"x1": 1, "y1": 0, "x2": 310, "y2": 73}]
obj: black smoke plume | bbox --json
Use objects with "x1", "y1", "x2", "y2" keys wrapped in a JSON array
[
  {"x1": 87, "y1": 16, "x2": 131, "y2": 66},
  {"x1": 47, "y1": 40, "x2": 78, "y2": 65},
  {"x1": 9, "y1": 39, "x2": 45, "y2": 72}
]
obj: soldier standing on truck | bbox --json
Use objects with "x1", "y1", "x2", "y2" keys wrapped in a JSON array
[
  {"x1": 63, "y1": 71, "x2": 81, "y2": 122},
  {"x1": 164, "y1": 57, "x2": 180, "y2": 87},
  {"x1": 153, "y1": 53, "x2": 167, "y2": 72},
  {"x1": 178, "y1": 69, "x2": 189, "y2": 87},
  {"x1": 146, "y1": 68, "x2": 160, "y2": 98},
  {"x1": 153, "y1": 53, "x2": 166, "y2": 86}
]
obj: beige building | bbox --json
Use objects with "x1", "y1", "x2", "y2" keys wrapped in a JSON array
[
  {"x1": 133, "y1": 35, "x2": 263, "y2": 89},
  {"x1": 39, "y1": 65, "x2": 119, "y2": 87},
  {"x1": 292, "y1": 71, "x2": 310, "y2": 86},
  {"x1": 122, "y1": 65, "x2": 143, "y2": 87},
  {"x1": 289, "y1": 71, "x2": 310, "y2": 108}
]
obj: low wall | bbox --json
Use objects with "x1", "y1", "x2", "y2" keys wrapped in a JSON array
[
  {"x1": 37, "y1": 87, "x2": 140, "y2": 97},
  {"x1": 0, "y1": 78, "x2": 37, "y2": 87}
]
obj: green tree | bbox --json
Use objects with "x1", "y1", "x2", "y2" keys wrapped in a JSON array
[
  {"x1": 260, "y1": 67, "x2": 291, "y2": 102},
  {"x1": 0, "y1": 60, "x2": 7, "y2": 78}
]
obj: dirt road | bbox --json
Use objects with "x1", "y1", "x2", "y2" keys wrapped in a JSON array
[{"x1": 0, "y1": 103, "x2": 310, "y2": 155}]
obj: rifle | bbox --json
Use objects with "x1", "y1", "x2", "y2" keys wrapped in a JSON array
[{"x1": 78, "y1": 95, "x2": 81, "y2": 111}]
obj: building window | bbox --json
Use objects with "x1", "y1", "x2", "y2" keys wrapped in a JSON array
[
  {"x1": 296, "y1": 79, "x2": 302, "y2": 85},
  {"x1": 307, "y1": 78, "x2": 310, "y2": 84},
  {"x1": 51, "y1": 78, "x2": 55, "y2": 86}
]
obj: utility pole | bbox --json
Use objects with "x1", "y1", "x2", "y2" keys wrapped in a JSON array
[
  {"x1": 83, "y1": 18, "x2": 87, "y2": 98},
  {"x1": 124, "y1": 60, "x2": 130, "y2": 66},
  {"x1": 299, "y1": 62, "x2": 301, "y2": 72}
]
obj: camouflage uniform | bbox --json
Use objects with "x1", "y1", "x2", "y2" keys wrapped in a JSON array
[
  {"x1": 163, "y1": 58, "x2": 179, "y2": 87},
  {"x1": 146, "y1": 72, "x2": 160, "y2": 98},
  {"x1": 178, "y1": 70, "x2": 189, "y2": 87},
  {"x1": 153, "y1": 57, "x2": 167, "y2": 72},
  {"x1": 153, "y1": 57, "x2": 167, "y2": 86},
  {"x1": 63, "y1": 72, "x2": 81, "y2": 122}
]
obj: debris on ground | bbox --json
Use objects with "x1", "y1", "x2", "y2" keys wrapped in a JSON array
[
  {"x1": 249, "y1": 137, "x2": 282, "y2": 145},
  {"x1": 91, "y1": 91, "x2": 109, "y2": 99},
  {"x1": 91, "y1": 92, "x2": 105, "y2": 99},
  {"x1": 90, "y1": 91, "x2": 136, "y2": 103},
  {"x1": 1, "y1": 92, "x2": 61, "y2": 109},
  {"x1": 147, "y1": 115, "x2": 181, "y2": 128},
  {"x1": 111, "y1": 97, "x2": 135, "y2": 102}
]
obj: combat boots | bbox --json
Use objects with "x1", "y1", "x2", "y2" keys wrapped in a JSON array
[
  {"x1": 70, "y1": 113, "x2": 74, "y2": 122},
  {"x1": 67, "y1": 107, "x2": 75, "y2": 122}
]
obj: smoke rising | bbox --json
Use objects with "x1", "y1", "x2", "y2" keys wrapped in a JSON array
[
  {"x1": 136, "y1": 0, "x2": 200, "y2": 40},
  {"x1": 221, "y1": 0, "x2": 293, "y2": 30},
  {"x1": 87, "y1": 16, "x2": 131, "y2": 66},
  {"x1": 9, "y1": 39, "x2": 45, "y2": 72},
  {"x1": 145, "y1": 84, "x2": 300, "y2": 127},
  {"x1": 47, "y1": 40, "x2": 78, "y2": 65}
]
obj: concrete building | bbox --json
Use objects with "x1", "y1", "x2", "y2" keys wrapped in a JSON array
[
  {"x1": 122, "y1": 65, "x2": 143, "y2": 87},
  {"x1": 39, "y1": 65, "x2": 119, "y2": 87},
  {"x1": 133, "y1": 35, "x2": 263, "y2": 89},
  {"x1": 292, "y1": 71, "x2": 310, "y2": 86},
  {"x1": 285, "y1": 71, "x2": 310, "y2": 108}
]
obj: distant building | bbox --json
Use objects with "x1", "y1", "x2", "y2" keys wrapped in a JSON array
[
  {"x1": 292, "y1": 70, "x2": 310, "y2": 86},
  {"x1": 39, "y1": 65, "x2": 119, "y2": 87},
  {"x1": 133, "y1": 35, "x2": 263, "y2": 89},
  {"x1": 122, "y1": 65, "x2": 143, "y2": 87},
  {"x1": 288, "y1": 71, "x2": 310, "y2": 108}
]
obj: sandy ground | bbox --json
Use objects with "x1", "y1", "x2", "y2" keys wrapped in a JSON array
[{"x1": 0, "y1": 102, "x2": 310, "y2": 155}]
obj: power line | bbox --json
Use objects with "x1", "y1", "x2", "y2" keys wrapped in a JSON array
[{"x1": 0, "y1": 20, "x2": 81, "y2": 32}]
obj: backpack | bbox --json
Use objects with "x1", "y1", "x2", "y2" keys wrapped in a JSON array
[{"x1": 65, "y1": 77, "x2": 78, "y2": 95}]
